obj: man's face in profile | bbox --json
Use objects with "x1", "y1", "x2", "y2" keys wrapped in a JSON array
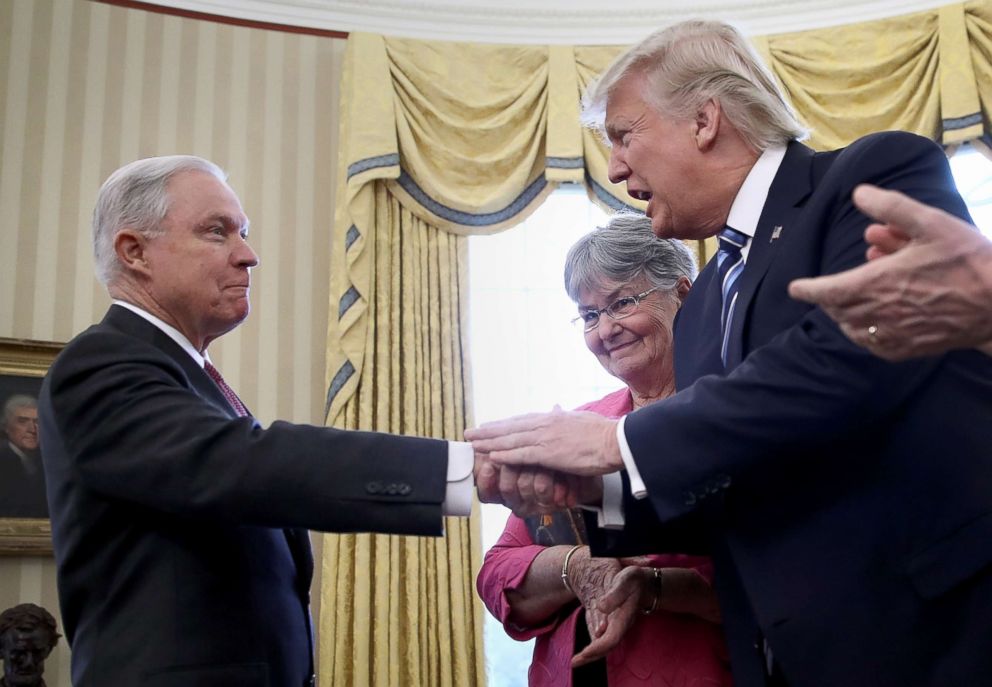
[
  {"x1": 139, "y1": 170, "x2": 258, "y2": 351},
  {"x1": 5, "y1": 407, "x2": 38, "y2": 453},
  {"x1": 1, "y1": 627, "x2": 50, "y2": 686}
]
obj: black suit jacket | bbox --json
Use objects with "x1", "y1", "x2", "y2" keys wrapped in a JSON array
[
  {"x1": 589, "y1": 132, "x2": 992, "y2": 687},
  {"x1": 0, "y1": 443, "x2": 48, "y2": 518},
  {"x1": 39, "y1": 305, "x2": 450, "y2": 687}
]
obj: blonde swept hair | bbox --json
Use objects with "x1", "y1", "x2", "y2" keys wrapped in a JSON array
[{"x1": 582, "y1": 19, "x2": 808, "y2": 151}]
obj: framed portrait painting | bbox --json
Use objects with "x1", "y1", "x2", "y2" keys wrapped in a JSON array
[{"x1": 0, "y1": 337, "x2": 62, "y2": 555}]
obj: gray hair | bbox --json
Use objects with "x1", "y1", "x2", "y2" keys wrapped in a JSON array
[
  {"x1": 3, "y1": 394, "x2": 37, "y2": 426},
  {"x1": 92, "y1": 155, "x2": 227, "y2": 285},
  {"x1": 582, "y1": 19, "x2": 808, "y2": 151},
  {"x1": 564, "y1": 213, "x2": 698, "y2": 301}
]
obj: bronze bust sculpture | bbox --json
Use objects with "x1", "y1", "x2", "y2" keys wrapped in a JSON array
[{"x1": 0, "y1": 604, "x2": 60, "y2": 687}]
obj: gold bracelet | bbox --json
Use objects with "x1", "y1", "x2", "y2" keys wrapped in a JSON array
[
  {"x1": 561, "y1": 545, "x2": 584, "y2": 593},
  {"x1": 641, "y1": 567, "x2": 662, "y2": 615}
]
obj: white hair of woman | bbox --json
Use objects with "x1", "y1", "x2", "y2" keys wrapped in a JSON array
[{"x1": 564, "y1": 212, "x2": 698, "y2": 301}]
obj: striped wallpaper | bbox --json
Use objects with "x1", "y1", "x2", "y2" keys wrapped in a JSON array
[{"x1": 0, "y1": 2, "x2": 346, "y2": 682}]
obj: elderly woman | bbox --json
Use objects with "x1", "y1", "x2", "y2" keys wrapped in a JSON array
[{"x1": 477, "y1": 214, "x2": 731, "y2": 687}]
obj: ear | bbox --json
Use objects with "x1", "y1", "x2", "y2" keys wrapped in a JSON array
[
  {"x1": 675, "y1": 275, "x2": 692, "y2": 303},
  {"x1": 114, "y1": 229, "x2": 152, "y2": 277},
  {"x1": 693, "y1": 99, "x2": 721, "y2": 151}
]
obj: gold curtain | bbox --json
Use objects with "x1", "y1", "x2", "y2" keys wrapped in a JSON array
[
  {"x1": 320, "y1": 3, "x2": 992, "y2": 684},
  {"x1": 756, "y1": 1, "x2": 989, "y2": 150},
  {"x1": 319, "y1": 185, "x2": 483, "y2": 686}
]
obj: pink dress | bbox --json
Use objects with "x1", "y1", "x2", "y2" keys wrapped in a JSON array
[{"x1": 476, "y1": 388, "x2": 732, "y2": 687}]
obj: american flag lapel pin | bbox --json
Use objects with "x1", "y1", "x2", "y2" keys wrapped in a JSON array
[{"x1": 770, "y1": 225, "x2": 783, "y2": 242}]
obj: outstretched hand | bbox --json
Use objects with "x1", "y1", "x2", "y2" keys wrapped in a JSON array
[
  {"x1": 466, "y1": 408, "x2": 623, "y2": 475},
  {"x1": 789, "y1": 184, "x2": 992, "y2": 359}
]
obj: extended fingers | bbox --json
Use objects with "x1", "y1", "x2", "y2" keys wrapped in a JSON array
[
  {"x1": 464, "y1": 412, "x2": 549, "y2": 441},
  {"x1": 572, "y1": 602, "x2": 637, "y2": 667},
  {"x1": 474, "y1": 454, "x2": 502, "y2": 505},
  {"x1": 497, "y1": 464, "x2": 526, "y2": 512},
  {"x1": 572, "y1": 629, "x2": 620, "y2": 667},
  {"x1": 864, "y1": 223, "x2": 909, "y2": 258}
]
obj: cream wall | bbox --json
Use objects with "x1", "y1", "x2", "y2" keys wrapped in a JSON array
[{"x1": 0, "y1": 1, "x2": 345, "y2": 683}]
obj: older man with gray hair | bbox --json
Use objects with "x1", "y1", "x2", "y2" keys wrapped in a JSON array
[
  {"x1": 0, "y1": 395, "x2": 47, "y2": 518},
  {"x1": 470, "y1": 19, "x2": 992, "y2": 687},
  {"x1": 39, "y1": 155, "x2": 475, "y2": 687}
]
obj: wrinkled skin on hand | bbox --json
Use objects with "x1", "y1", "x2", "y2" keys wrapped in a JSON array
[
  {"x1": 572, "y1": 558, "x2": 722, "y2": 667},
  {"x1": 563, "y1": 548, "x2": 626, "y2": 662},
  {"x1": 789, "y1": 184, "x2": 992, "y2": 360}
]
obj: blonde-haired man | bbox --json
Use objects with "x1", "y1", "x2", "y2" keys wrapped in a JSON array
[{"x1": 471, "y1": 19, "x2": 992, "y2": 687}]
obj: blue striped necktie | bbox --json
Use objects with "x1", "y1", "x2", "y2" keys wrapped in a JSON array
[{"x1": 717, "y1": 226, "x2": 748, "y2": 365}]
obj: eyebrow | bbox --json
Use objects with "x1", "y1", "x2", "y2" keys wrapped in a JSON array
[
  {"x1": 577, "y1": 286, "x2": 627, "y2": 310},
  {"x1": 602, "y1": 125, "x2": 621, "y2": 142},
  {"x1": 201, "y1": 214, "x2": 251, "y2": 236}
]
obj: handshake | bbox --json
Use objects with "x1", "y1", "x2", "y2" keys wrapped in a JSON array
[{"x1": 465, "y1": 407, "x2": 626, "y2": 515}]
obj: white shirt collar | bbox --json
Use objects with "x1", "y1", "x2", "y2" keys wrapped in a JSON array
[
  {"x1": 112, "y1": 300, "x2": 208, "y2": 368},
  {"x1": 725, "y1": 145, "x2": 788, "y2": 248}
]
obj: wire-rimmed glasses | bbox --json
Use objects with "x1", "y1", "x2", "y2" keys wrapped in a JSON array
[{"x1": 571, "y1": 286, "x2": 660, "y2": 332}]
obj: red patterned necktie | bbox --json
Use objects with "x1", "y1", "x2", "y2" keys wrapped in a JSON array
[{"x1": 203, "y1": 361, "x2": 250, "y2": 418}]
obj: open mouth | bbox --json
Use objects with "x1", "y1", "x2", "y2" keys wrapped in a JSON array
[{"x1": 629, "y1": 190, "x2": 652, "y2": 202}]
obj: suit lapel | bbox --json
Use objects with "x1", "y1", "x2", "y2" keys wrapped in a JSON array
[
  {"x1": 104, "y1": 306, "x2": 239, "y2": 417},
  {"x1": 674, "y1": 261, "x2": 726, "y2": 388},
  {"x1": 105, "y1": 306, "x2": 313, "y2": 587},
  {"x1": 725, "y1": 143, "x2": 814, "y2": 369}
]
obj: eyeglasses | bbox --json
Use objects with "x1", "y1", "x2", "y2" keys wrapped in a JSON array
[{"x1": 571, "y1": 286, "x2": 660, "y2": 332}]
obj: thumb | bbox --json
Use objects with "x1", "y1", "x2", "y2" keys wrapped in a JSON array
[
  {"x1": 594, "y1": 580, "x2": 626, "y2": 617},
  {"x1": 788, "y1": 272, "x2": 843, "y2": 305},
  {"x1": 852, "y1": 185, "x2": 930, "y2": 240}
]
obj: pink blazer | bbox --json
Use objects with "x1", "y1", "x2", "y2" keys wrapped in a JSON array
[{"x1": 477, "y1": 388, "x2": 732, "y2": 687}]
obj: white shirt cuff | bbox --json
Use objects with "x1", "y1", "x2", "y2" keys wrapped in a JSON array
[
  {"x1": 594, "y1": 472, "x2": 626, "y2": 529},
  {"x1": 443, "y1": 441, "x2": 474, "y2": 516},
  {"x1": 617, "y1": 415, "x2": 648, "y2": 499}
]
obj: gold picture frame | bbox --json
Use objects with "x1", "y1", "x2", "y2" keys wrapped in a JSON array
[{"x1": 0, "y1": 337, "x2": 63, "y2": 556}]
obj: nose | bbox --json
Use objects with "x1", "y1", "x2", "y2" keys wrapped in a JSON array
[
  {"x1": 236, "y1": 237, "x2": 260, "y2": 268},
  {"x1": 596, "y1": 316, "x2": 622, "y2": 342},
  {"x1": 607, "y1": 146, "x2": 630, "y2": 184}
]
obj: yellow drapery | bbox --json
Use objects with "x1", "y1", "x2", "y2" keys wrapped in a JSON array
[
  {"x1": 320, "y1": 3, "x2": 992, "y2": 685},
  {"x1": 320, "y1": 183, "x2": 482, "y2": 686}
]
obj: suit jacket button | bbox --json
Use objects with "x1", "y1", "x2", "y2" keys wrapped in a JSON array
[
  {"x1": 366, "y1": 481, "x2": 382, "y2": 494},
  {"x1": 683, "y1": 491, "x2": 696, "y2": 506},
  {"x1": 385, "y1": 484, "x2": 398, "y2": 495},
  {"x1": 398, "y1": 484, "x2": 411, "y2": 496},
  {"x1": 718, "y1": 474, "x2": 732, "y2": 488}
]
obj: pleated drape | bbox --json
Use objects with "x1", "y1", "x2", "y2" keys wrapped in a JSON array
[
  {"x1": 319, "y1": 185, "x2": 483, "y2": 686},
  {"x1": 320, "y1": 3, "x2": 992, "y2": 685}
]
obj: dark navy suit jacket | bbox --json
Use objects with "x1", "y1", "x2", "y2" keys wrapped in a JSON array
[
  {"x1": 40, "y1": 305, "x2": 450, "y2": 687},
  {"x1": 589, "y1": 132, "x2": 992, "y2": 687}
]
